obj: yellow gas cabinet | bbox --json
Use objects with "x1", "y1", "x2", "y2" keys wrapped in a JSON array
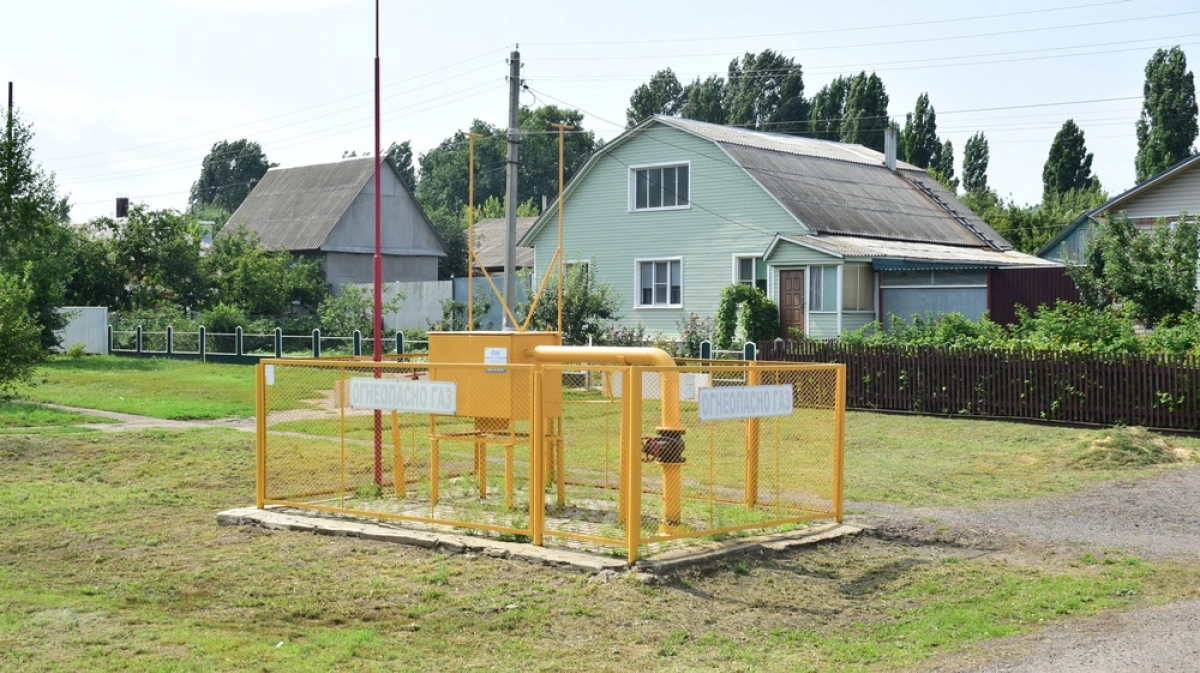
[{"x1": 427, "y1": 331, "x2": 562, "y2": 419}]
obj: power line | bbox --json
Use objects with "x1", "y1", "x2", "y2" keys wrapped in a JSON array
[
  {"x1": 525, "y1": 0, "x2": 1136, "y2": 46},
  {"x1": 536, "y1": 10, "x2": 1199, "y2": 61},
  {"x1": 45, "y1": 45, "x2": 511, "y2": 164}
]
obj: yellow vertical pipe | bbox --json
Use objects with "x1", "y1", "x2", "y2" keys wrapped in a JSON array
[
  {"x1": 505, "y1": 421, "x2": 515, "y2": 511},
  {"x1": 550, "y1": 123, "x2": 573, "y2": 335},
  {"x1": 745, "y1": 362, "x2": 761, "y2": 508},
  {"x1": 255, "y1": 362, "x2": 267, "y2": 508},
  {"x1": 833, "y1": 364, "x2": 847, "y2": 522},
  {"x1": 625, "y1": 366, "x2": 643, "y2": 564},
  {"x1": 555, "y1": 417, "x2": 566, "y2": 507},
  {"x1": 391, "y1": 409, "x2": 405, "y2": 498},
  {"x1": 474, "y1": 418, "x2": 488, "y2": 499},
  {"x1": 531, "y1": 366, "x2": 545, "y2": 545},
  {"x1": 660, "y1": 463, "x2": 682, "y2": 533},
  {"x1": 429, "y1": 415, "x2": 439, "y2": 508},
  {"x1": 466, "y1": 132, "x2": 482, "y2": 331},
  {"x1": 339, "y1": 366, "x2": 346, "y2": 505},
  {"x1": 617, "y1": 372, "x2": 628, "y2": 524}
]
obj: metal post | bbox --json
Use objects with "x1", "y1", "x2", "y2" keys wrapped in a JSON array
[
  {"x1": 550, "y1": 122, "x2": 573, "y2": 335},
  {"x1": 745, "y1": 361, "x2": 761, "y2": 508},
  {"x1": 312, "y1": 329, "x2": 321, "y2": 358},
  {"x1": 166, "y1": 326, "x2": 173, "y2": 355},
  {"x1": 235, "y1": 326, "x2": 244, "y2": 356},
  {"x1": 107, "y1": 325, "x2": 114, "y2": 354},
  {"x1": 503, "y1": 49, "x2": 520, "y2": 330},
  {"x1": 199, "y1": 326, "x2": 206, "y2": 360},
  {"x1": 353, "y1": 330, "x2": 362, "y2": 356},
  {"x1": 743, "y1": 342, "x2": 757, "y2": 361},
  {"x1": 274, "y1": 328, "x2": 283, "y2": 358},
  {"x1": 396, "y1": 331, "x2": 404, "y2": 355},
  {"x1": 136, "y1": 326, "x2": 142, "y2": 354},
  {"x1": 700, "y1": 340, "x2": 712, "y2": 360}
]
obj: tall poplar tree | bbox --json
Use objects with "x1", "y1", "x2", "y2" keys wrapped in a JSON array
[
  {"x1": 962, "y1": 132, "x2": 990, "y2": 195},
  {"x1": 1135, "y1": 46, "x2": 1199, "y2": 181},
  {"x1": 725, "y1": 50, "x2": 808, "y2": 134},
  {"x1": 840, "y1": 72, "x2": 889, "y2": 152},
  {"x1": 901, "y1": 93, "x2": 940, "y2": 168},
  {"x1": 626, "y1": 69, "x2": 684, "y2": 127},
  {"x1": 1043, "y1": 119, "x2": 1097, "y2": 201},
  {"x1": 679, "y1": 76, "x2": 727, "y2": 124}
]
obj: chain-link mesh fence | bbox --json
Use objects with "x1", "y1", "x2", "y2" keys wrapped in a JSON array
[{"x1": 257, "y1": 359, "x2": 844, "y2": 561}]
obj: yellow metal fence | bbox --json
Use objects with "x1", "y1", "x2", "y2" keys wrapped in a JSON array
[{"x1": 256, "y1": 359, "x2": 845, "y2": 562}]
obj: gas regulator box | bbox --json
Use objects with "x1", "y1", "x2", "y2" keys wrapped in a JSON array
[{"x1": 427, "y1": 331, "x2": 562, "y2": 420}]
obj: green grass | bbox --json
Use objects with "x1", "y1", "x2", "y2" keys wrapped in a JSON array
[
  {"x1": 2, "y1": 427, "x2": 1197, "y2": 671},
  {"x1": 16, "y1": 356, "x2": 263, "y2": 420},
  {"x1": 843, "y1": 413, "x2": 1200, "y2": 506},
  {"x1": 0, "y1": 400, "x2": 114, "y2": 428}
]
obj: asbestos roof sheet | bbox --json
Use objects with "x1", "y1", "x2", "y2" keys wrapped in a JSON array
[
  {"x1": 777, "y1": 234, "x2": 1055, "y2": 267},
  {"x1": 472, "y1": 217, "x2": 537, "y2": 270},
  {"x1": 721, "y1": 143, "x2": 1010, "y2": 249},
  {"x1": 660, "y1": 116, "x2": 922, "y2": 169},
  {"x1": 225, "y1": 158, "x2": 377, "y2": 251}
]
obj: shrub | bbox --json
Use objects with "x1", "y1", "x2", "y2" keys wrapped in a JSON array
[
  {"x1": 676, "y1": 312, "x2": 718, "y2": 357},
  {"x1": 715, "y1": 285, "x2": 780, "y2": 349},
  {"x1": 1010, "y1": 302, "x2": 1140, "y2": 353},
  {"x1": 0, "y1": 271, "x2": 44, "y2": 394}
]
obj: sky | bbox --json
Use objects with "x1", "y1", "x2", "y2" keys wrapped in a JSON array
[{"x1": 3, "y1": 0, "x2": 1197, "y2": 223}]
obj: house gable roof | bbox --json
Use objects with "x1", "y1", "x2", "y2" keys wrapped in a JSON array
[
  {"x1": 521, "y1": 116, "x2": 1010, "y2": 251},
  {"x1": 472, "y1": 217, "x2": 537, "y2": 270},
  {"x1": 225, "y1": 157, "x2": 433, "y2": 253}
]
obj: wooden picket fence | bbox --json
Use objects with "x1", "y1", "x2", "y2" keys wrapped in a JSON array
[{"x1": 760, "y1": 340, "x2": 1200, "y2": 432}]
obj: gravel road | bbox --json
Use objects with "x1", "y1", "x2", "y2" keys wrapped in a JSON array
[{"x1": 850, "y1": 465, "x2": 1200, "y2": 672}]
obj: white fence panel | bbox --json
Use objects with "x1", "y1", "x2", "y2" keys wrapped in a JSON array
[{"x1": 56, "y1": 307, "x2": 109, "y2": 354}]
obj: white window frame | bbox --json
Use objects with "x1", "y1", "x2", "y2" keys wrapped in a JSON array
[
  {"x1": 808, "y1": 265, "x2": 839, "y2": 313},
  {"x1": 634, "y1": 257, "x2": 683, "y2": 309},
  {"x1": 732, "y1": 254, "x2": 767, "y2": 293},
  {"x1": 842, "y1": 265, "x2": 876, "y2": 313},
  {"x1": 628, "y1": 161, "x2": 691, "y2": 213}
]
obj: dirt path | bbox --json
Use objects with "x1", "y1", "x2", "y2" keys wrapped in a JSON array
[
  {"x1": 845, "y1": 466, "x2": 1200, "y2": 672},
  {"x1": 45, "y1": 404, "x2": 256, "y2": 432}
]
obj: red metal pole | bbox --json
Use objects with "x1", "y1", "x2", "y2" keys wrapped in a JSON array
[{"x1": 372, "y1": 0, "x2": 383, "y2": 486}]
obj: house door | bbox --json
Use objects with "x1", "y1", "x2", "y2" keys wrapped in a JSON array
[{"x1": 779, "y1": 269, "x2": 805, "y2": 338}]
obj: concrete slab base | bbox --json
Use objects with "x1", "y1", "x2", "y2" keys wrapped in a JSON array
[{"x1": 217, "y1": 506, "x2": 863, "y2": 575}]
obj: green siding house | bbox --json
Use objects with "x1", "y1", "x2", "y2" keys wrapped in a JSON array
[{"x1": 521, "y1": 116, "x2": 1052, "y2": 339}]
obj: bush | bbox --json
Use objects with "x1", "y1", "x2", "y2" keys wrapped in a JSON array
[
  {"x1": 676, "y1": 312, "x2": 718, "y2": 358},
  {"x1": 715, "y1": 285, "x2": 779, "y2": 349},
  {"x1": 1010, "y1": 302, "x2": 1140, "y2": 353}
]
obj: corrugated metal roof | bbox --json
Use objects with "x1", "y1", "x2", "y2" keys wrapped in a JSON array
[
  {"x1": 722, "y1": 143, "x2": 1010, "y2": 249},
  {"x1": 774, "y1": 234, "x2": 1053, "y2": 267},
  {"x1": 659, "y1": 116, "x2": 923, "y2": 169},
  {"x1": 225, "y1": 158, "x2": 377, "y2": 251},
  {"x1": 472, "y1": 217, "x2": 537, "y2": 271}
]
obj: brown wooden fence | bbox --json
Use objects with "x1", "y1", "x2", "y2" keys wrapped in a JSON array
[{"x1": 760, "y1": 340, "x2": 1200, "y2": 431}]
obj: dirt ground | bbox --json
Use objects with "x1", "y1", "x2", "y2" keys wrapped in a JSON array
[{"x1": 849, "y1": 465, "x2": 1200, "y2": 672}]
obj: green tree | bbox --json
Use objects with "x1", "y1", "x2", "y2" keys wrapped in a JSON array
[
  {"x1": 520, "y1": 260, "x2": 622, "y2": 345},
  {"x1": 102, "y1": 205, "x2": 208, "y2": 310},
  {"x1": 679, "y1": 75, "x2": 727, "y2": 124},
  {"x1": 518, "y1": 105, "x2": 596, "y2": 209},
  {"x1": 725, "y1": 50, "x2": 808, "y2": 133},
  {"x1": 317, "y1": 284, "x2": 401, "y2": 337},
  {"x1": 931, "y1": 139, "x2": 957, "y2": 191},
  {"x1": 1091, "y1": 213, "x2": 1199, "y2": 326},
  {"x1": 901, "y1": 93, "x2": 939, "y2": 168},
  {"x1": 1043, "y1": 119, "x2": 1097, "y2": 202},
  {"x1": 626, "y1": 68, "x2": 684, "y2": 127},
  {"x1": 416, "y1": 119, "x2": 506, "y2": 216},
  {"x1": 0, "y1": 108, "x2": 72, "y2": 347},
  {"x1": 64, "y1": 226, "x2": 129, "y2": 309},
  {"x1": 385, "y1": 140, "x2": 417, "y2": 194},
  {"x1": 840, "y1": 72, "x2": 889, "y2": 152},
  {"x1": 962, "y1": 132, "x2": 990, "y2": 195},
  {"x1": 205, "y1": 225, "x2": 327, "y2": 315},
  {"x1": 1135, "y1": 46, "x2": 1199, "y2": 181},
  {"x1": 808, "y1": 76, "x2": 850, "y2": 141},
  {"x1": 0, "y1": 269, "x2": 43, "y2": 393},
  {"x1": 189, "y1": 139, "x2": 274, "y2": 213}
]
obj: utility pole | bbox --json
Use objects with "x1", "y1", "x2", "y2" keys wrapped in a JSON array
[
  {"x1": 5, "y1": 82, "x2": 13, "y2": 227},
  {"x1": 503, "y1": 49, "x2": 521, "y2": 330},
  {"x1": 467, "y1": 131, "x2": 483, "y2": 331},
  {"x1": 371, "y1": 0, "x2": 383, "y2": 486}
]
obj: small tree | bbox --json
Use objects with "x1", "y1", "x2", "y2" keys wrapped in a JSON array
[
  {"x1": 521, "y1": 262, "x2": 622, "y2": 345},
  {"x1": 317, "y1": 285, "x2": 401, "y2": 337},
  {"x1": 0, "y1": 269, "x2": 44, "y2": 394}
]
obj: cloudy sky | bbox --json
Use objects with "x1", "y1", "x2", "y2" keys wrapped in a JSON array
[{"x1": 3, "y1": 0, "x2": 1196, "y2": 222}]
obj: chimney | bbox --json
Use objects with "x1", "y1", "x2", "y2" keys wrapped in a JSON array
[
  {"x1": 115, "y1": 197, "x2": 129, "y2": 218},
  {"x1": 883, "y1": 127, "x2": 897, "y2": 170}
]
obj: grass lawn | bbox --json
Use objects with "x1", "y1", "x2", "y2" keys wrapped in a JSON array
[
  {"x1": 3, "y1": 427, "x2": 1198, "y2": 671},
  {"x1": 0, "y1": 400, "x2": 115, "y2": 429},
  {"x1": 17, "y1": 356, "x2": 260, "y2": 420}
]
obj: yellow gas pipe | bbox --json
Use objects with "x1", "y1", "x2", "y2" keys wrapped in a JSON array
[{"x1": 528, "y1": 346, "x2": 685, "y2": 532}]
